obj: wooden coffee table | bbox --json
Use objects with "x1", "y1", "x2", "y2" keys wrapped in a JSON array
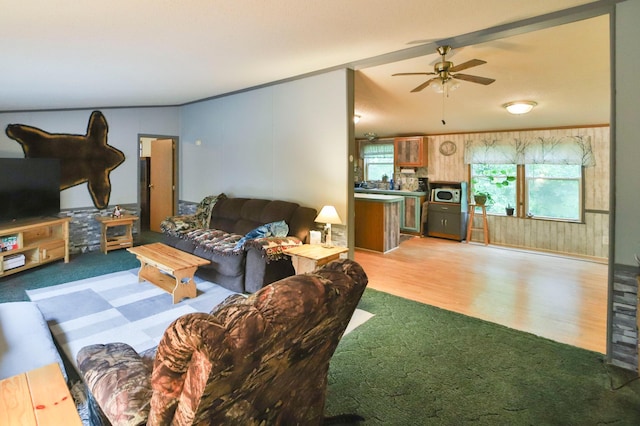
[{"x1": 127, "y1": 243, "x2": 210, "y2": 303}]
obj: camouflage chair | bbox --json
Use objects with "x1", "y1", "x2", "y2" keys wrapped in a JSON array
[{"x1": 77, "y1": 258, "x2": 368, "y2": 426}]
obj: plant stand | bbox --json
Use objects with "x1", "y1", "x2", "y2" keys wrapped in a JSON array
[{"x1": 466, "y1": 204, "x2": 489, "y2": 245}]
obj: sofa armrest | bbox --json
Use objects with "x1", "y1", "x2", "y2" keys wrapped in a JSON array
[{"x1": 77, "y1": 343, "x2": 152, "y2": 426}]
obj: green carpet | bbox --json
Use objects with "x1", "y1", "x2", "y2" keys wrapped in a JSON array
[
  {"x1": 0, "y1": 232, "x2": 162, "y2": 303},
  {"x1": 326, "y1": 290, "x2": 640, "y2": 425},
  {"x1": 2, "y1": 232, "x2": 639, "y2": 424}
]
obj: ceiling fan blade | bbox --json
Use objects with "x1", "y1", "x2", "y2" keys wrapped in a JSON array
[
  {"x1": 411, "y1": 78, "x2": 438, "y2": 93},
  {"x1": 449, "y1": 59, "x2": 486, "y2": 72},
  {"x1": 452, "y1": 73, "x2": 495, "y2": 85},
  {"x1": 392, "y1": 72, "x2": 435, "y2": 77}
]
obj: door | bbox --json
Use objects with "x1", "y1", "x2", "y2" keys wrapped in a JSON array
[{"x1": 149, "y1": 138, "x2": 175, "y2": 232}]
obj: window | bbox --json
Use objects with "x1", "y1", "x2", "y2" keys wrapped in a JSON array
[
  {"x1": 465, "y1": 135, "x2": 590, "y2": 221},
  {"x1": 362, "y1": 143, "x2": 394, "y2": 181},
  {"x1": 470, "y1": 164, "x2": 516, "y2": 215},
  {"x1": 470, "y1": 163, "x2": 583, "y2": 220},
  {"x1": 525, "y1": 164, "x2": 582, "y2": 220}
]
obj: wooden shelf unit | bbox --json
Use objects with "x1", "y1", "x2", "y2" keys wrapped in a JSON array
[{"x1": 0, "y1": 217, "x2": 70, "y2": 277}]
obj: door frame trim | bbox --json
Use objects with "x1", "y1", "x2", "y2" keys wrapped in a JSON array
[{"x1": 137, "y1": 133, "x2": 179, "y2": 228}]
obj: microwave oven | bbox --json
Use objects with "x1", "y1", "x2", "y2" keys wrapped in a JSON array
[{"x1": 432, "y1": 188, "x2": 461, "y2": 203}]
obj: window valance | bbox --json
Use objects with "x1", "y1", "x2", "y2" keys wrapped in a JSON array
[
  {"x1": 464, "y1": 135, "x2": 595, "y2": 166},
  {"x1": 362, "y1": 143, "x2": 394, "y2": 158}
]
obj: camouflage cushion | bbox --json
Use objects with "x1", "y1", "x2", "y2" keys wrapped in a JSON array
[{"x1": 76, "y1": 259, "x2": 368, "y2": 426}]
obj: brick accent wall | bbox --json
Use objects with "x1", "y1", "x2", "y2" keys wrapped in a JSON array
[
  {"x1": 611, "y1": 264, "x2": 639, "y2": 371},
  {"x1": 59, "y1": 204, "x2": 140, "y2": 254}
]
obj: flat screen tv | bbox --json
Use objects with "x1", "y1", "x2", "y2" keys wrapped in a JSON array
[{"x1": 0, "y1": 158, "x2": 61, "y2": 224}]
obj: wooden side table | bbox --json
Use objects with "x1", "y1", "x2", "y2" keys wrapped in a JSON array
[
  {"x1": 283, "y1": 244, "x2": 348, "y2": 274},
  {"x1": 0, "y1": 363, "x2": 82, "y2": 426},
  {"x1": 95, "y1": 214, "x2": 138, "y2": 254}
]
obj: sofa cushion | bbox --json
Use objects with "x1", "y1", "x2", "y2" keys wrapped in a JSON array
[
  {"x1": 289, "y1": 206, "x2": 321, "y2": 242},
  {"x1": 193, "y1": 246, "x2": 246, "y2": 279},
  {"x1": 209, "y1": 198, "x2": 249, "y2": 233},
  {"x1": 260, "y1": 200, "x2": 299, "y2": 224},
  {"x1": 0, "y1": 302, "x2": 67, "y2": 381}
]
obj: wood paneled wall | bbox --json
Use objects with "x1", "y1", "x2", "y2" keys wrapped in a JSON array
[{"x1": 427, "y1": 126, "x2": 610, "y2": 259}]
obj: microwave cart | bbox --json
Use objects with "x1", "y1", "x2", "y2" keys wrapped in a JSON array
[{"x1": 425, "y1": 181, "x2": 468, "y2": 241}]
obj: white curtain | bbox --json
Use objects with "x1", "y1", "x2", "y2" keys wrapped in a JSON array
[
  {"x1": 464, "y1": 135, "x2": 595, "y2": 166},
  {"x1": 362, "y1": 143, "x2": 394, "y2": 158}
]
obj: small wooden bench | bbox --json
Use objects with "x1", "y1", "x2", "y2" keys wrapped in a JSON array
[{"x1": 127, "y1": 242, "x2": 210, "y2": 303}]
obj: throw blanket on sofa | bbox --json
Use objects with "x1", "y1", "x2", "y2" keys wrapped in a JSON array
[
  {"x1": 245, "y1": 236, "x2": 303, "y2": 261},
  {"x1": 184, "y1": 229, "x2": 302, "y2": 262},
  {"x1": 161, "y1": 193, "x2": 226, "y2": 237},
  {"x1": 186, "y1": 228, "x2": 243, "y2": 256}
]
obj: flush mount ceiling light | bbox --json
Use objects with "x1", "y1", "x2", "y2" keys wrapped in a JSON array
[{"x1": 503, "y1": 101, "x2": 537, "y2": 115}]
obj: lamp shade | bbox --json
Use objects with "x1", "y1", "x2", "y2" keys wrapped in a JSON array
[{"x1": 315, "y1": 205, "x2": 342, "y2": 225}]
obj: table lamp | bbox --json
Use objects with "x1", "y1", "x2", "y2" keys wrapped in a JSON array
[{"x1": 315, "y1": 205, "x2": 342, "y2": 247}]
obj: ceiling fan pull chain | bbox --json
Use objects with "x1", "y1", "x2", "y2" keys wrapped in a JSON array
[{"x1": 441, "y1": 90, "x2": 446, "y2": 125}]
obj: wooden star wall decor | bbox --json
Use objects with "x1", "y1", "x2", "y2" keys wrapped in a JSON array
[{"x1": 5, "y1": 110, "x2": 125, "y2": 209}]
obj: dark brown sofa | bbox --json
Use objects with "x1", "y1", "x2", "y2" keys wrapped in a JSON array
[{"x1": 162, "y1": 194, "x2": 317, "y2": 293}]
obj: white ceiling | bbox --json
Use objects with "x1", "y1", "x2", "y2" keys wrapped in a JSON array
[
  {"x1": 0, "y1": 0, "x2": 610, "y2": 135},
  {"x1": 355, "y1": 14, "x2": 610, "y2": 136}
]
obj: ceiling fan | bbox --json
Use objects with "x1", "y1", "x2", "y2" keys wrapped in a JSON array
[{"x1": 393, "y1": 45, "x2": 495, "y2": 92}]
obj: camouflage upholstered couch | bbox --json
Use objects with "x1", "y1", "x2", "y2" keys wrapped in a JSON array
[
  {"x1": 77, "y1": 259, "x2": 368, "y2": 426},
  {"x1": 161, "y1": 193, "x2": 317, "y2": 293}
]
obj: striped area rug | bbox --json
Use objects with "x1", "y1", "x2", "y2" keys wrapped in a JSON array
[{"x1": 27, "y1": 269, "x2": 373, "y2": 373}]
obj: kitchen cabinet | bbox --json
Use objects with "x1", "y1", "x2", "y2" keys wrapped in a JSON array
[
  {"x1": 354, "y1": 193, "x2": 403, "y2": 253},
  {"x1": 394, "y1": 136, "x2": 428, "y2": 167},
  {"x1": 355, "y1": 189, "x2": 427, "y2": 234},
  {"x1": 426, "y1": 181, "x2": 468, "y2": 241},
  {"x1": 401, "y1": 194, "x2": 426, "y2": 233},
  {"x1": 427, "y1": 204, "x2": 467, "y2": 241}
]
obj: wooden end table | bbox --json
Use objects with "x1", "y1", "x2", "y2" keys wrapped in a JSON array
[
  {"x1": 0, "y1": 363, "x2": 82, "y2": 426},
  {"x1": 95, "y1": 214, "x2": 139, "y2": 254},
  {"x1": 283, "y1": 244, "x2": 348, "y2": 274},
  {"x1": 127, "y1": 242, "x2": 210, "y2": 304}
]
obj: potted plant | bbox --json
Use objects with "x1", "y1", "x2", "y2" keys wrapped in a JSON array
[
  {"x1": 473, "y1": 191, "x2": 492, "y2": 206},
  {"x1": 505, "y1": 204, "x2": 515, "y2": 216}
]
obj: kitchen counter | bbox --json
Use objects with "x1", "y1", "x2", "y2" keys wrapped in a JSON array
[
  {"x1": 355, "y1": 188, "x2": 427, "y2": 196},
  {"x1": 354, "y1": 193, "x2": 402, "y2": 253},
  {"x1": 355, "y1": 188, "x2": 427, "y2": 234},
  {"x1": 354, "y1": 193, "x2": 405, "y2": 203}
]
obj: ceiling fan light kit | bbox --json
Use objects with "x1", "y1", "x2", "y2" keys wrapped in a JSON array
[
  {"x1": 503, "y1": 101, "x2": 537, "y2": 114},
  {"x1": 430, "y1": 79, "x2": 460, "y2": 94}
]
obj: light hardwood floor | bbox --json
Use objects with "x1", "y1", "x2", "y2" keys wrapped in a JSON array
[{"x1": 354, "y1": 236, "x2": 608, "y2": 354}]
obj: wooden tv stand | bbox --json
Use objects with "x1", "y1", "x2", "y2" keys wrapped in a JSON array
[{"x1": 0, "y1": 217, "x2": 71, "y2": 278}]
